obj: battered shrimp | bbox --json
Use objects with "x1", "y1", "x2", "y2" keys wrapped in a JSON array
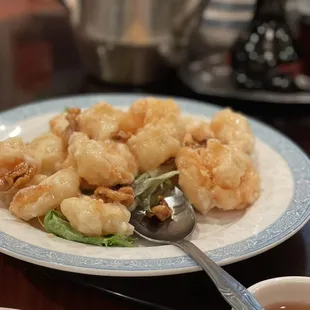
[
  {"x1": 0, "y1": 138, "x2": 40, "y2": 191},
  {"x1": 127, "y1": 113, "x2": 185, "y2": 172},
  {"x1": 182, "y1": 116, "x2": 214, "y2": 142},
  {"x1": 210, "y1": 108, "x2": 254, "y2": 154},
  {"x1": 77, "y1": 102, "x2": 125, "y2": 141},
  {"x1": 176, "y1": 139, "x2": 260, "y2": 215},
  {"x1": 28, "y1": 133, "x2": 65, "y2": 175},
  {"x1": 181, "y1": 116, "x2": 214, "y2": 147},
  {"x1": 49, "y1": 113, "x2": 69, "y2": 137},
  {"x1": 61, "y1": 196, "x2": 134, "y2": 236},
  {"x1": 0, "y1": 174, "x2": 47, "y2": 208},
  {"x1": 119, "y1": 97, "x2": 180, "y2": 133},
  {"x1": 62, "y1": 152, "x2": 77, "y2": 169},
  {"x1": 67, "y1": 132, "x2": 138, "y2": 186},
  {"x1": 9, "y1": 168, "x2": 80, "y2": 221},
  {"x1": 50, "y1": 109, "x2": 81, "y2": 146}
]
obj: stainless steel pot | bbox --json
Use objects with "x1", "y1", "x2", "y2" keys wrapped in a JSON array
[{"x1": 59, "y1": 0, "x2": 209, "y2": 84}]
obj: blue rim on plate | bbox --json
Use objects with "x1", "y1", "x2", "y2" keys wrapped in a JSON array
[{"x1": 0, "y1": 94, "x2": 309, "y2": 276}]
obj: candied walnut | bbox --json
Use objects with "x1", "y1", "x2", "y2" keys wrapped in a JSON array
[
  {"x1": 66, "y1": 108, "x2": 81, "y2": 130},
  {"x1": 0, "y1": 137, "x2": 41, "y2": 190},
  {"x1": 94, "y1": 186, "x2": 135, "y2": 207},
  {"x1": 151, "y1": 200, "x2": 172, "y2": 222},
  {"x1": 0, "y1": 162, "x2": 37, "y2": 192},
  {"x1": 62, "y1": 108, "x2": 81, "y2": 146}
]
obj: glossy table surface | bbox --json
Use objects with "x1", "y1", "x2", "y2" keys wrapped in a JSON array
[{"x1": 0, "y1": 2, "x2": 310, "y2": 310}]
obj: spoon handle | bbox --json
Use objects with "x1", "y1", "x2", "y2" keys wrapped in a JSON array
[{"x1": 174, "y1": 239, "x2": 263, "y2": 310}]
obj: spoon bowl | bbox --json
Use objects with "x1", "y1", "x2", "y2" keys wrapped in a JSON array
[
  {"x1": 130, "y1": 186, "x2": 264, "y2": 310},
  {"x1": 130, "y1": 187, "x2": 195, "y2": 243}
]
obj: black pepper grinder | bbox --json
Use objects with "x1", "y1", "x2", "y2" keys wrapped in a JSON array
[{"x1": 231, "y1": 0, "x2": 301, "y2": 92}]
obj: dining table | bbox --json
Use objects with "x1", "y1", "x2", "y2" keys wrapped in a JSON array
[{"x1": 0, "y1": 2, "x2": 310, "y2": 310}]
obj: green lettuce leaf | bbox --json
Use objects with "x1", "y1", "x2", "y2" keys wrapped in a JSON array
[
  {"x1": 132, "y1": 170, "x2": 179, "y2": 211},
  {"x1": 44, "y1": 210, "x2": 133, "y2": 247}
]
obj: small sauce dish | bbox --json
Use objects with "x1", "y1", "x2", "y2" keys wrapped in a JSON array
[{"x1": 247, "y1": 277, "x2": 310, "y2": 309}]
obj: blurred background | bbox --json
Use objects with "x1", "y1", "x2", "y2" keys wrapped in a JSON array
[{"x1": 0, "y1": 0, "x2": 310, "y2": 110}]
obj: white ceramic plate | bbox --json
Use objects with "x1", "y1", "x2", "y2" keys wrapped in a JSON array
[{"x1": 0, "y1": 94, "x2": 309, "y2": 277}]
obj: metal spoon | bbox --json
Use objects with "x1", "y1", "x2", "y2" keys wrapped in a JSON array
[{"x1": 130, "y1": 187, "x2": 264, "y2": 310}]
